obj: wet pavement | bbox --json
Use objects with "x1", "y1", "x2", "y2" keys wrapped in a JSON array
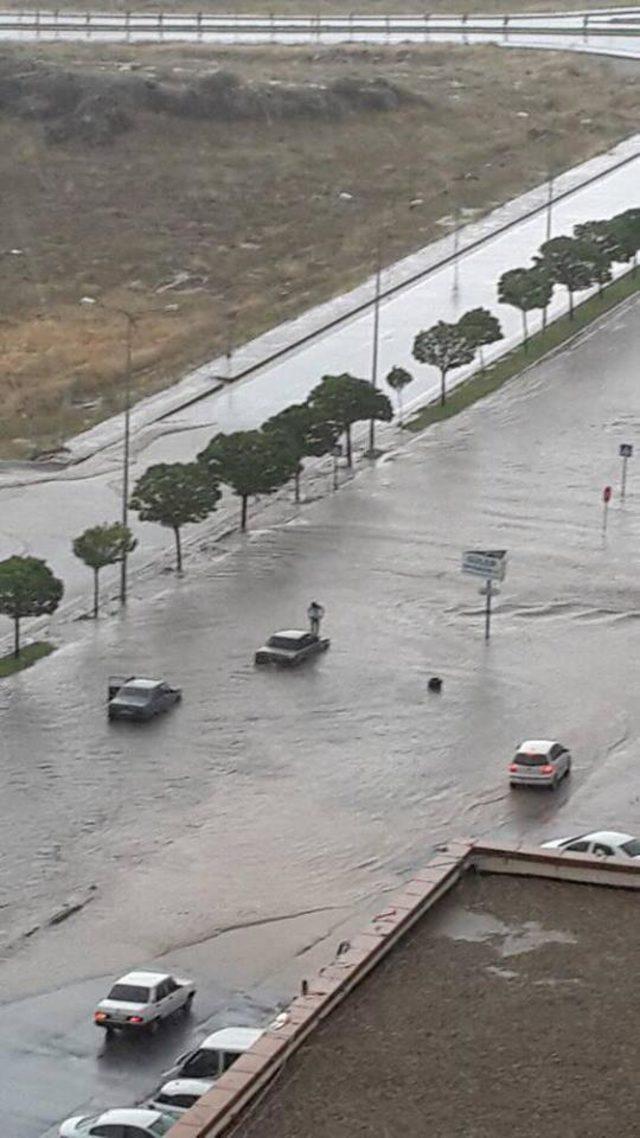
[{"x1": 3, "y1": 290, "x2": 640, "y2": 1133}]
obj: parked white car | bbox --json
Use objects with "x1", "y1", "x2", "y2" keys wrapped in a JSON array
[
  {"x1": 509, "y1": 739, "x2": 571, "y2": 789},
  {"x1": 164, "y1": 1026, "x2": 264, "y2": 1080},
  {"x1": 59, "y1": 1108, "x2": 176, "y2": 1137},
  {"x1": 149, "y1": 1078, "x2": 215, "y2": 1116},
  {"x1": 542, "y1": 830, "x2": 640, "y2": 858},
  {"x1": 94, "y1": 970, "x2": 195, "y2": 1032}
]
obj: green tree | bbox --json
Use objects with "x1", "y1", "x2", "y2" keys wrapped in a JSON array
[
  {"x1": 306, "y1": 374, "x2": 392, "y2": 467},
  {"x1": 412, "y1": 321, "x2": 476, "y2": 406},
  {"x1": 263, "y1": 404, "x2": 339, "y2": 503},
  {"x1": 0, "y1": 555, "x2": 63, "y2": 658},
  {"x1": 457, "y1": 307, "x2": 503, "y2": 368},
  {"x1": 198, "y1": 430, "x2": 298, "y2": 531},
  {"x1": 498, "y1": 265, "x2": 554, "y2": 345},
  {"x1": 130, "y1": 462, "x2": 221, "y2": 571},
  {"x1": 536, "y1": 236, "x2": 597, "y2": 318},
  {"x1": 609, "y1": 209, "x2": 640, "y2": 275},
  {"x1": 385, "y1": 366, "x2": 414, "y2": 425},
  {"x1": 73, "y1": 522, "x2": 137, "y2": 618}
]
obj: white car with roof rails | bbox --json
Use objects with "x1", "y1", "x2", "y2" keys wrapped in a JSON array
[
  {"x1": 509, "y1": 739, "x2": 571, "y2": 789},
  {"x1": 542, "y1": 830, "x2": 640, "y2": 858},
  {"x1": 148, "y1": 1078, "x2": 215, "y2": 1116},
  {"x1": 164, "y1": 1026, "x2": 264, "y2": 1080},
  {"x1": 59, "y1": 1107, "x2": 176, "y2": 1137},
  {"x1": 93, "y1": 969, "x2": 195, "y2": 1032}
]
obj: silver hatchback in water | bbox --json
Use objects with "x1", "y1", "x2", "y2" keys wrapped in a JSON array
[{"x1": 509, "y1": 739, "x2": 571, "y2": 790}]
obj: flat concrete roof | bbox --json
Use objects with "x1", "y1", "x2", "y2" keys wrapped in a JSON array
[{"x1": 231, "y1": 871, "x2": 639, "y2": 1138}]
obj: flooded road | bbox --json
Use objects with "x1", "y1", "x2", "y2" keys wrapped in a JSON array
[{"x1": 3, "y1": 292, "x2": 640, "y2": 1133}]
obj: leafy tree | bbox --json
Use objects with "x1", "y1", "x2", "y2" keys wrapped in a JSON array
[
  {"x1": 0, "y1": 555, "x2": 63, "y2": 658},
  {"x1": 263, "y1": 403, "x2": 339, "y2": 503},
  {"x1": 609, "y1": 209, "x2": 640, "y2": 274},
  {"x1": 412, "y1": 321, "x2": 476, "y2": 406},
  {"x1": 306, "y1": 374, "x2": 392, "y2": 467},
  {"x1": 130, "y1": 462, "x2": 221, "y2": 571},
  {"x1": 385, "y1": 366, "x2": 414, "y2": 425},
  {"x1": 574, "y1": 219, "x2": 625, "y2": 266},
  {"x1": 457, "y1": 307, "x2": 503, "y2": 368},
  {"x1": 536, "y1": 236, "x2": 597, "y2": 318},
  {"x1": 198, "y1": 430, "x2": 298, "y2": 531},
  {"x1": 498, "y1": 265, "x2": 554, "y2": 344},
  {"x1": 73, "y1": 522, "x2": 137, "y2": 618}
]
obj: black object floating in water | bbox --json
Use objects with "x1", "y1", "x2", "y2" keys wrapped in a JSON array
[{"x1": 428, "y1": 676, "x2": 442, "y2": 693}]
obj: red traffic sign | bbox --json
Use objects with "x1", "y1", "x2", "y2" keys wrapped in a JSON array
[{"x1": 603, "y1": 485, "x2": 613, "y2": 503}]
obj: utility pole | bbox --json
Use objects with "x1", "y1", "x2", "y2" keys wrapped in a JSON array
[
  {"x1": 368, "y1": 248, "x2": 382, "y2": 456},
  {"x1": 545, "y1": 169, "x2": 554, "y2": 243},
  {"x1": 120, "y1": 313, "x2": 135, "y2": 605}
]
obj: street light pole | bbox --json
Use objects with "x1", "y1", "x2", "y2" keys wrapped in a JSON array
[
  {"x1": 545, "y1": 170, "x2": 554, "y2": 243},
  {"x1": 368, "y1": 251, "x2": 382, "y2": 456},
  {"x1": 120, "y1": 313, "x2": 134, "y2": 606},
  {"x1": 80, "y1": 296, "x2": 136, "y2": 606}
]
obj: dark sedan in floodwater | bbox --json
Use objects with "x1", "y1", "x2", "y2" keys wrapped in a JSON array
[
  {"x1": 108, "y1": 676, "x2": 182, "y2": 721},
  {"x1": 254, "y1": 630, "x2": 330, "y2": 668}
]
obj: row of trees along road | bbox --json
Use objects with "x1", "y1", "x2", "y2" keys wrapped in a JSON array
[
  {"x1": 498, "y1": 208, "x2": 640, "y2": 340},
  {"x1": 3, "y1": 210, "x2": 640, "y2": 641}
]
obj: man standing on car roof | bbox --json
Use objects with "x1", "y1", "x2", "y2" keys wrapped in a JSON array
[{"x1": 307, "y1": 600, "x2": 325, "y2": 636}]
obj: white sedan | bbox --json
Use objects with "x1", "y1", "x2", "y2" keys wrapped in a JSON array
[
  {"x1": 94, "y1": 969, "x2": 195, "y2": 1032},
  {"x1": 542, "y1": 830, "x2": 640, "y2": 858},
  {"x1": 60, "y1": 1108, "x2": 176, "y2": 1137},
  {"x1": 149, "y1": 1078, "x2": 215, "y2": 1116}
]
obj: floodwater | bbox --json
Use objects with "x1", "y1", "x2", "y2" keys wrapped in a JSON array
[{"x1": 3, "y1": 293, "x2": 640, "y2": 1134}]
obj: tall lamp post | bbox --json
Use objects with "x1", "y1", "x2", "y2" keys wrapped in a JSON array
[
  {"x1": 367, "y1": 248, "x2": 382, "y2": 457},
  {"x1": 81, "y1": 297, "x2": 136, "y2": 605}
]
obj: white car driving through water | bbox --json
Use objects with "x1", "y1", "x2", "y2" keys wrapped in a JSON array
[{"x1": 93, "y1": 970, "x2": 195, "y2": 1032}]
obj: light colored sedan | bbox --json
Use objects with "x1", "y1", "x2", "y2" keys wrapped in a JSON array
[
  {"x1": 509, "y1": 739, "x2": 571, "y2": 789},
  {"x1": 59, "y1": 1108, "x2": 176, "y2": 1137},
  {"x1": 542, "y1": 830, "x2": 640, "y2": 858},
  {"x1": 94, "y1": 969, "x2": 195, "y2": 1032},
  {"x1": 149, "y1": 1078, "x2": 215, "y2": 1116}
]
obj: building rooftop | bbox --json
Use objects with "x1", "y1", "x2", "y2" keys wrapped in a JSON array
[{"x1": 231, "y1": 870, "x2": 640, "y2": 1138}]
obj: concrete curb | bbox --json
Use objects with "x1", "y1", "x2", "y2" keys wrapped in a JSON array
[{"x1": 166, "y1": 839, "x2": 640, "y2": 1137}]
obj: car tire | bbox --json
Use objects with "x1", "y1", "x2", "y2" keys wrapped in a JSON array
[{"x1": 183, "y1": 993, "x2": 195, "y2": 1015}]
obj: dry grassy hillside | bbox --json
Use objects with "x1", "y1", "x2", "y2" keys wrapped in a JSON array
[{"x1": 1, "y1": 43, "x2": 639, "y2": 455}]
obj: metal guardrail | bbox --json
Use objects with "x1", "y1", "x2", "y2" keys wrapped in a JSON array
[{"x1": 1, "y1": 8, "x2": 640, "y2": 37}]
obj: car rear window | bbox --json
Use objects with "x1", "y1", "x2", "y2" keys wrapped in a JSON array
[
  {"x1": 118, "y1": 687, "x2": 151, "y2": 703},
  {"x1": 514, "y1": 753, "x2": 548, "y2": 766},
  {"x1": 107, "y1": 984, "x2": 151, "y2": 1002},
  {"x1": 621, "y1": 839, "x2": 640, "y2": 857},
  {"x1": 267, "y1": 636, "x2": 301, "y2": 650}
]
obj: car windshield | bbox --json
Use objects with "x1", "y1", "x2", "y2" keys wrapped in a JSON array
[
  {"x1": 621, "y1": 839, "x2": 640, "y2": 857},
  {"x1": 107, "y1": 984, "x2": 151, "y2": 1003},
  {"x1": 118, "y1": 686, "x2": 152, "y2": 704},
  {"x1": 182, "y1": 1050, "x2": 219, "y2": 1077},
  {"x1": 514, "y1": 753, "x2": 548, "y2": 766},
  {"x1": 149, "y1": 1118, "x2": 178, "y2": 1136},
  {"x1": 267, "y1": 636, "x2": 303, "y2": 650}
]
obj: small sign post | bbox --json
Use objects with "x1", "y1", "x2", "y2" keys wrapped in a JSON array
[
  {"x1": 462, "y1": 550, "x2": 507, "y2": 641},
  {"x1": 602, "y1": 485, "x2": 612, "y2": 532},
  {"x1": 619, "y1": 444, "x2": 633, "y2": 500}
]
